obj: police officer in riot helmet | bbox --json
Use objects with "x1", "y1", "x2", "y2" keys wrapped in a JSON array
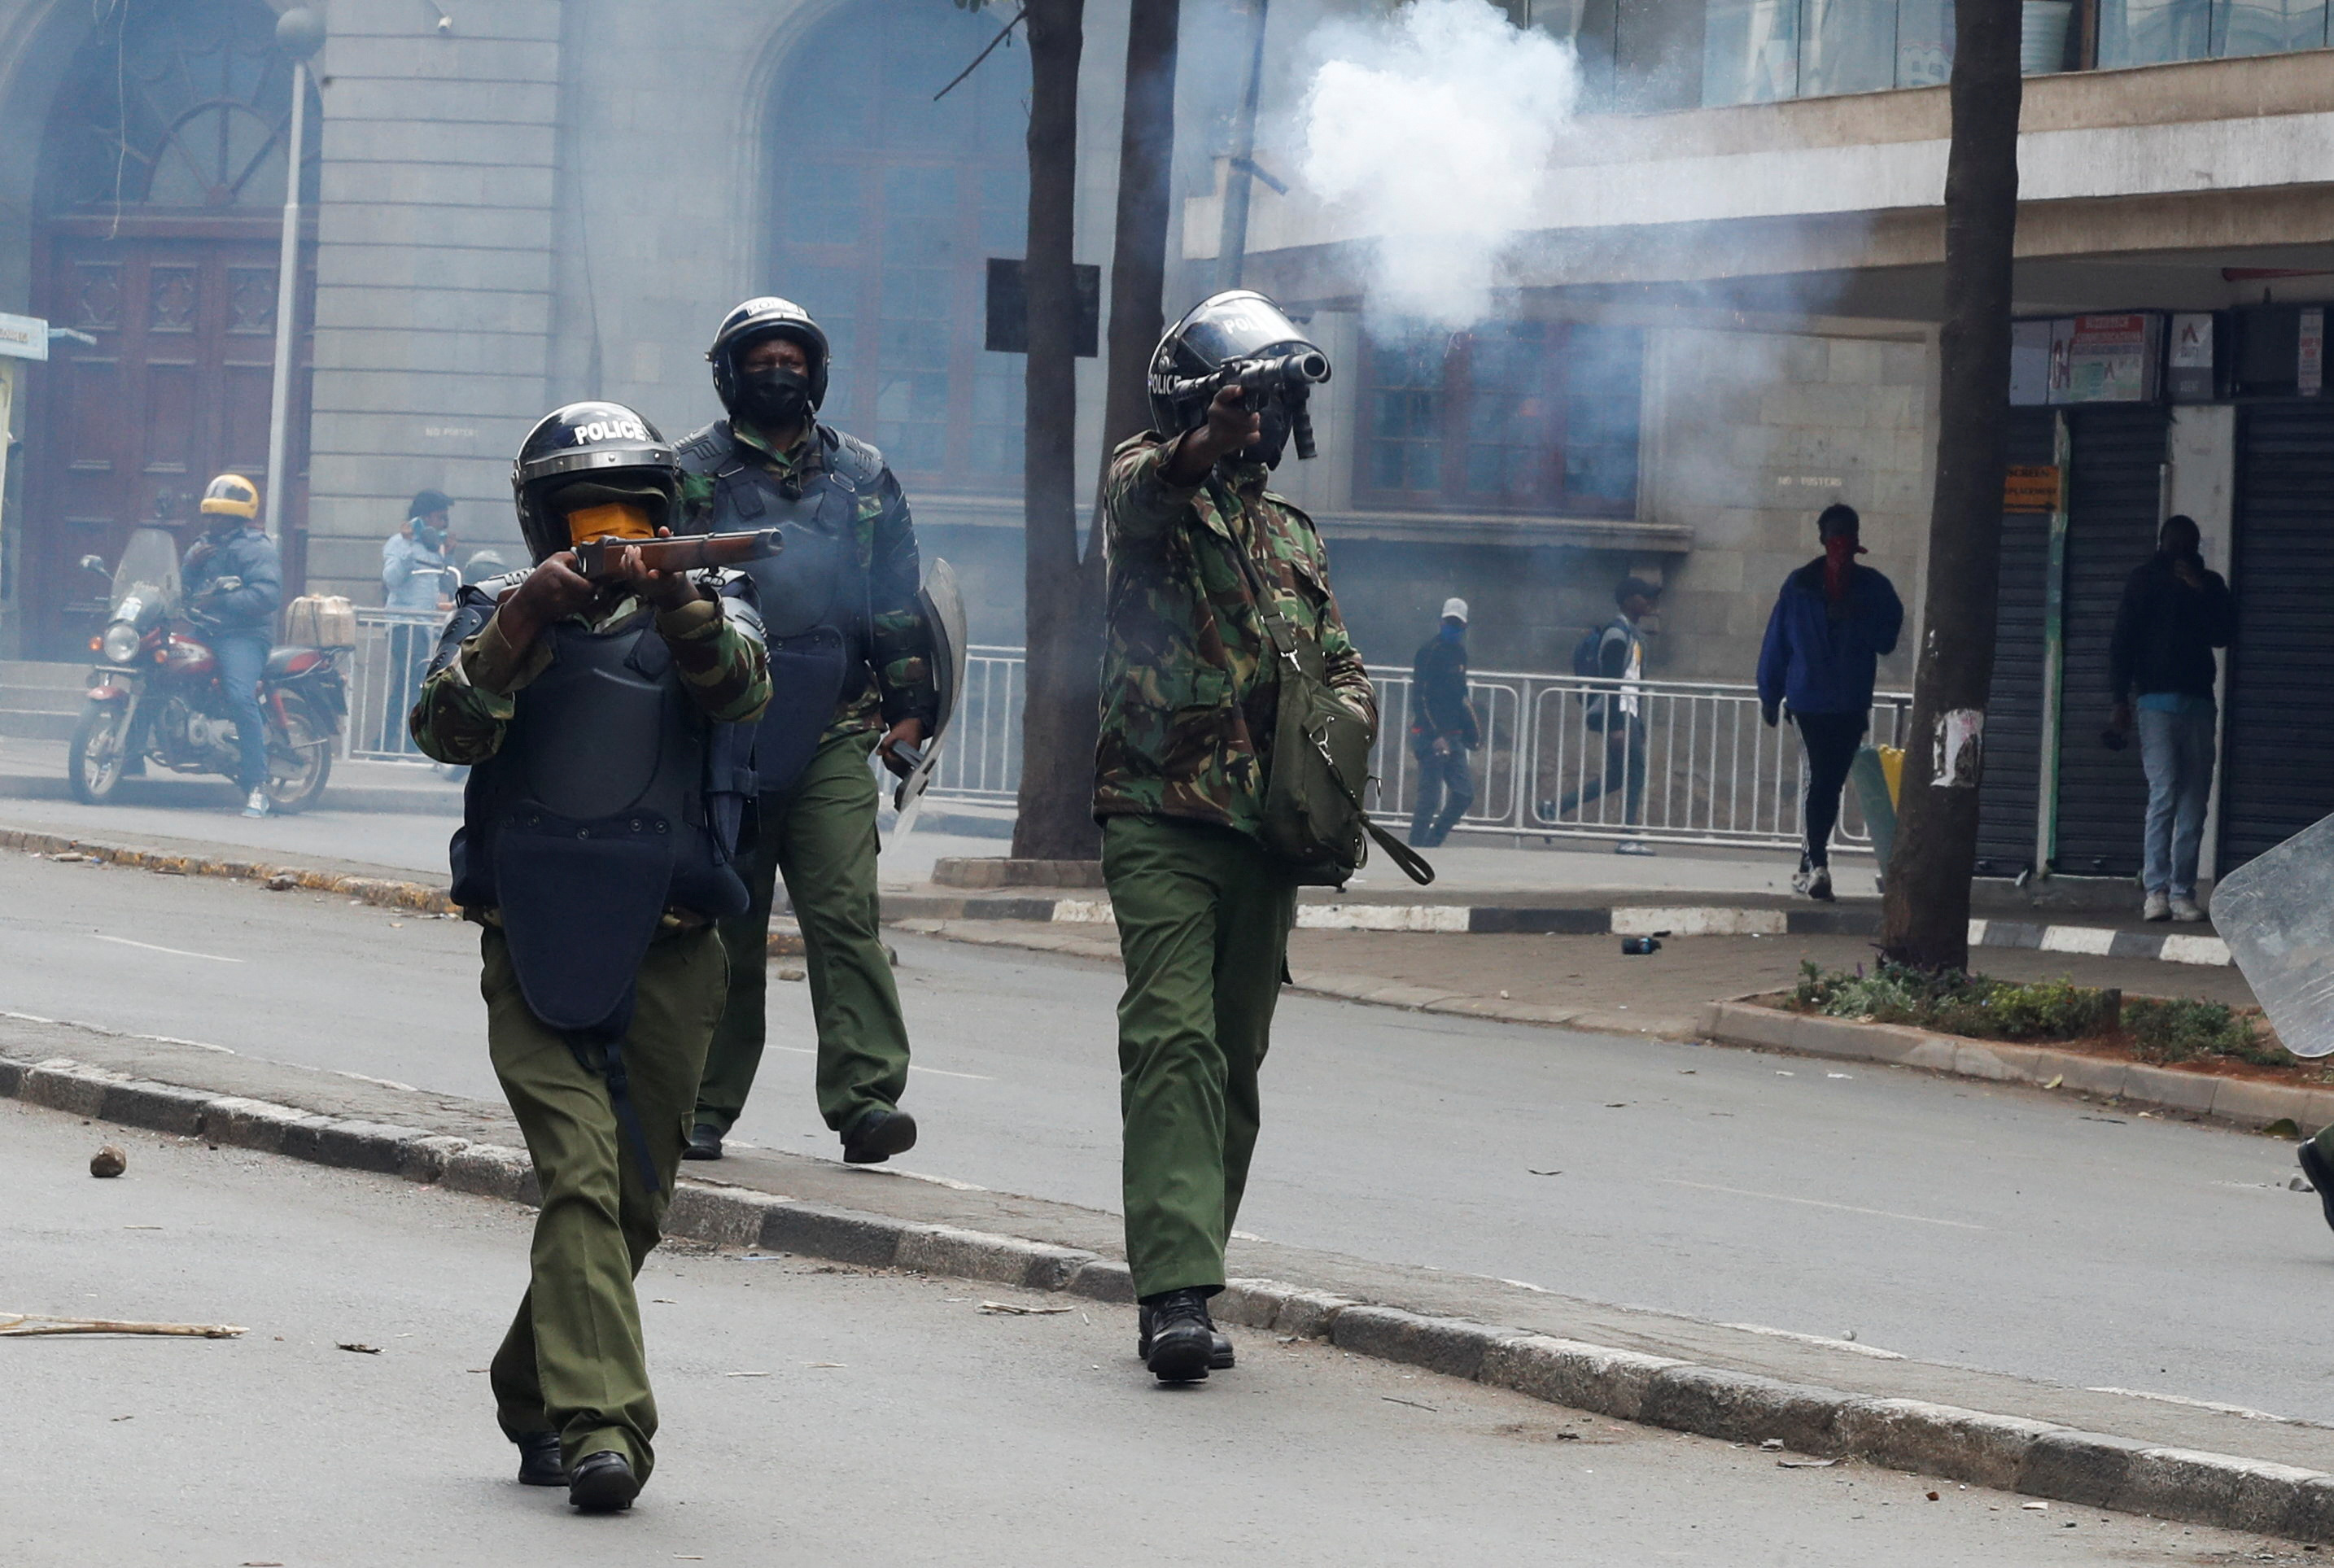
[
  {"x1": 672, "y1": 297, "x2": 940, "y2": 1168},
  {"x1": 409, "y1": 400, "x2": 771, "y2": 1513},
  {"x1": 1099, "y1": 290, "x2": 1379, "y2": 1382}
]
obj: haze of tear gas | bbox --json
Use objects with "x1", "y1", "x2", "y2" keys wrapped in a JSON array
[{"x1": 1296, "y1": 0, "x2": 1582, "y2": 337}]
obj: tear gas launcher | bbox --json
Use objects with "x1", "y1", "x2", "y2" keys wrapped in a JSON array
[
  {"x1": 570, "y1": 529, "x2": 784, "y2": 580},
  {"x1": 1155, "y1": 351, "x2": 1333, "y2": 460}
]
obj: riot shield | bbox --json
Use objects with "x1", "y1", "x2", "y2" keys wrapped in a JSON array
[
  {"x1": 2211, "y1": 810, "x2": 2334, "y2": 1058},
  {"x1": 890, "y1": 557, "x2": 969, "y2": 838}
]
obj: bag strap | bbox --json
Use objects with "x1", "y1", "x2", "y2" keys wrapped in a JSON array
[{"x1": 1219, "y1": 499, "x2": 1435, "y2": 887}]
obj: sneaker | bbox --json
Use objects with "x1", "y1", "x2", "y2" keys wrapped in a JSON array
[
  {"x1": 1615, "y1": 841, "x2": 1657, "y2": 857},
  {"x1": 1791, "y1": 865, "x2": 1834, "y2": 902},
  {"x1": 242, "y1": 788, "x2": 271, "y2": 819},
  {"x1": 2169, "y1": 894, "x2": 2205, "y2": 924},
  {"x1": 2141, "y1": 890, "x2": 2170, "y2": 922}
]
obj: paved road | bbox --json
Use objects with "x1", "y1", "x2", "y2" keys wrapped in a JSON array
[
  {"x1": 2, "y1": 1098, "x2": 2290, "y2": 1567},
  {"x1": 3, "y1": 848, "x2": 2328, "y2": 1428}
]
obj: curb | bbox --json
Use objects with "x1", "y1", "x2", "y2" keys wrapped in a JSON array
[
  {"x1": 2, "y1": 826, "x2": 458, "y2": 914},
  {"x1": 1701, "y1": 1000, "x2": 2329, "y2": 1133},
  {"x1": 885, "y1": 891, "x2": 2232, "y2": 966},
  {"x1": 7, "y1": 1045, "x2": 2332, "y2": 1544}
]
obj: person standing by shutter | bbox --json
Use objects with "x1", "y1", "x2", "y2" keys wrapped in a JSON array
[
  {"x1": 2108, "y1": 513, "x2": 2235, "y2": 923},
  {"x1": 1756, "y1": 503, "x2": 1904, "y2": 902}
]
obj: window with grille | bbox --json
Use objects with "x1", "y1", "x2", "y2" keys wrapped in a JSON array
[{"x1": 1357, "y1": 323, "x2": 1644, "y2": 518}]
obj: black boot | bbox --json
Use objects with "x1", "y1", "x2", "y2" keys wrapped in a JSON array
[
  {"x1": 568, "y1": 1450, "x2": 640, "y2": 1513},
  {"x1": 682, "y1": 1124, "x2": 723, "y2": 1161},
  {"x1": 1139, "y1": 1301, "x2": 1235, "y2": 1369},
  {"x1": 509, "y1": 1430, "x2": 564, "y2": 1487},
  {"x1": 1139, "y1": 1288, "x2": 1216, "y2": 1383},
  {"x1": 841, "y1": 1107, "x2": 918, "y2": 1165}
]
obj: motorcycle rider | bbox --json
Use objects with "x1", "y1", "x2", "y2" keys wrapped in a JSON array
[
  {"x1": 180, "y1": 474, "x2": 282, "y2": 818},
  {"x1": 408, "y1": 401, "x2": 771, "y2": 1513},
  {"x1": 672, "y1": 297, "x2": 938, "y2": 1168}
]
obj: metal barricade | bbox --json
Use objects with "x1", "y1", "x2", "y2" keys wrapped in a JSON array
[
  {"x1": 337, "y1": 627, "x2": 1907, "y2": 854},
  {"x1": 343, "y1": 608, "x2": 448, "y2": 762},
  {"x1": 910, "y1": 648, "x2": 1908, "y2": 854}
]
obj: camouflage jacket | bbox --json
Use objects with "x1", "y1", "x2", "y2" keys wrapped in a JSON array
[
  {"x1": 407, "y1": 570, "x2": 771, "y2": 766},
  {"x1": 678, "y1": 417, "x2": 936, "y2": 739},
  {"x1": 1095, "y1": 431, "x2": 1375, "y2": 836}
]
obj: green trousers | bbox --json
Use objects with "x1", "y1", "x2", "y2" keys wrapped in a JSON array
[
  {"x1": 1104, "y1": 814, "x2": 1297, "y2": 1299},
  {"x1": 695, "y1": 727, "x2": 911, "y2": 1137},
  {"x1": 485, "y1": 924, "x2": 726, "y2": 1479}
]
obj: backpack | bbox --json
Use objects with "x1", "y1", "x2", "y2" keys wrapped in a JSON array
[{"x1": 1573, "y1": 619, "x2": 1625, "y2": 732}]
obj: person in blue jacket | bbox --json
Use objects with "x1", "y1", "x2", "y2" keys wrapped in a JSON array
[{"x1": 1756, "y1": 503, "x2": 1903, "y2": 901}]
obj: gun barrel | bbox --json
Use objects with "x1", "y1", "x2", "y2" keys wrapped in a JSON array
[
  {"x1": 572, "y1": 529, "x2": 783, "y2": 579},
  {"x1": 1160, "y1": 350, "x2": 1333, "y2": 406}
]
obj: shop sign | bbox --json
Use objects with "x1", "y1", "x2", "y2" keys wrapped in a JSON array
[
  {"x1": 2004, "y1": 465, "x2": 2061, "y2": 513},
  {"x1": 2048, "y1": 313, "x2": 2160, "y2": 404}
]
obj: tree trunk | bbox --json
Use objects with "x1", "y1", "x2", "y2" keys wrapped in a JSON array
[
  {"x1": 1012, "y1": 0, "x2": 1090, "y2": 860},
  {"x1": 1012, "y1": 0, "x2": 1181, "y2": 860},
  {"x1": 1878, "y1": 0, "x2": 2024, "y2": 969}
]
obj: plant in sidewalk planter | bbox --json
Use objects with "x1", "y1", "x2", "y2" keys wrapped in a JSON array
[
  {"x1": 1790, "y1": 960, "x2": 2111, "y2": 1041},
  {"x1": 2126, "y1": 996, "x2": 2283, "y2": 1067}
]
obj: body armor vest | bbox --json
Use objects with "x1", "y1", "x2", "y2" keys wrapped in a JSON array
[
  {"x1": 679, "y1": 421, "x2": 881, "y2": 793},
  {"x1": 451, "y1": 607, "x2": 753, "y2": 1037}
]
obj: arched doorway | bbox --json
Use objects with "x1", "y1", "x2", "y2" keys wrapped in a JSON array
[
  {"x1": 26, "y1": 0, "x2": 319, "y2": 656},
  {"x1": 764, "y1": 2, "x2": 1029, "y2": 496}
]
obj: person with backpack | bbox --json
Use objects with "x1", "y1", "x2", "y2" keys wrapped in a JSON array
[
  {"x1": 1542, "y1": 578, "x2": 1659, "y2": 856},
  {"x1": 1756, "y1": 503, "x2": 1904, "y2": 901}
]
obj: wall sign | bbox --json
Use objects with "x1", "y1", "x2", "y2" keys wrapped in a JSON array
[
  {"x1": 2004, "y1": 465, "x2": 2061, "y2": 513},
  {"x1": 2048, "y1": 314, "x2": 2161, "y2": 404}
]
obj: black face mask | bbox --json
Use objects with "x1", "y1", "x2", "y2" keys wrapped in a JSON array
[{"x1": 735, "y1": 366, "x2": 814, "y2": 432}]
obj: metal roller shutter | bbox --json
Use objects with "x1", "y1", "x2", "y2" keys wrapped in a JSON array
[
  {"x1": 1974, "y1": 409, "x2": 2058, "y2": 874},
  {"x1": 2219, "y1": 402, "x2": 2334, "y2": 871},
  {"x1": 2050, "y1": 404, "x2": 2168, "y2": 877}
]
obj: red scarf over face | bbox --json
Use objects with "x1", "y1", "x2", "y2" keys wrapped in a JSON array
[{"x1": 1824, "y1": 533, "x2": 1868, "y2": 604}]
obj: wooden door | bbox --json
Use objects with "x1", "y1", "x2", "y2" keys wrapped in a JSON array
[{"x1": 31, "y1": 234, "x2": 309, "y2": 655}]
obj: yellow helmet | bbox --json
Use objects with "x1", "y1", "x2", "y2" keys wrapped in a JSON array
[{"x1": 199, "y1": 473, "x2": 260, "y2": 520}]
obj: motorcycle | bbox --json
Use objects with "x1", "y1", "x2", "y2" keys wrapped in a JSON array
[{"x1": 68, "y1": 526, "x2": 347, "y2": 812}]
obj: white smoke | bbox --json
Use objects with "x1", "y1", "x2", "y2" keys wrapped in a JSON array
[{"x1": 1296, "y1": 0, "x2": 1581, "y2": 335}]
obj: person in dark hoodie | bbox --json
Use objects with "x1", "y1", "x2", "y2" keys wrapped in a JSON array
[
  {"x1": 1757, "y1": 503, "x2": 1903, "y2": 901},
  {"x1": 2109, "y1": 513, "x2": 2235, "y2": 924}
]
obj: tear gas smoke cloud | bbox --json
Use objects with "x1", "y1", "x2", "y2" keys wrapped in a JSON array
[{"x1": 1296, "y1": 0, "x2": 1580, "y2": 337}]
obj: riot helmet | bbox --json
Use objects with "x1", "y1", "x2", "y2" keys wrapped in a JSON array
[
  {"x1": 199, "y1": 473, "x2": 260, "y2": 527},
  {"x1": 1147, "y1": 290, "x2": 1331, "y2": 468},
  {"x1": 509, "y1": 401, "x2": 680, "y2": 564},
  {"x1": 707, "y1": 296, "x2": 830, "y2": 431}
]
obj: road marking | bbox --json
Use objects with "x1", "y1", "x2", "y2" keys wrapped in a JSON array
[
  {"x1": 1720, "y1": 1321, "x2": 1906, "y2": 1360},
  {"x1": 772, "y1": 1042, "x2": 990, "y2": 1082},
  {"x1": 1663, "y1": 1178, "x2": 1989, "y2": 1231},
  {"x1": 2086, "y1": 1387, "x2": 2315, "y2": 1426},
  {"x1": 0, "y1": 1009, "x2": 234, "y2": 1054},
  {"x1": 90, "y1": 934, "x2": 242, "y2": 964}
]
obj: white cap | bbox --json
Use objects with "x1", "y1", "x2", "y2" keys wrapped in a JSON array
[{"x1": 1440, "y1": 596, "x2": 1469, "y2": 622}]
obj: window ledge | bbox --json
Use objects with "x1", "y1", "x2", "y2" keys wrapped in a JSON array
[{"x1": 1315, "y1": 509, "x2": 1692, "y2": 552}]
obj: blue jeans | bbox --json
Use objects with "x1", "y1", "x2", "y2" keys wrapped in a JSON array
[
  {"x1": 1559, "y1": 715, "x2": 1646, "y2": 828},
  {"x1": 2137, "y1": 705, "x2": 2215, "y2": 897},
  {"x1": 212, "y1": 631, "x2": 272, "y2": 794}
]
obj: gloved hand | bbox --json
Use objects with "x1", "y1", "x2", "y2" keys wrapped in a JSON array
[{"x1": 1761, "y1": 702, "x2": 1780, "y2": 729}]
